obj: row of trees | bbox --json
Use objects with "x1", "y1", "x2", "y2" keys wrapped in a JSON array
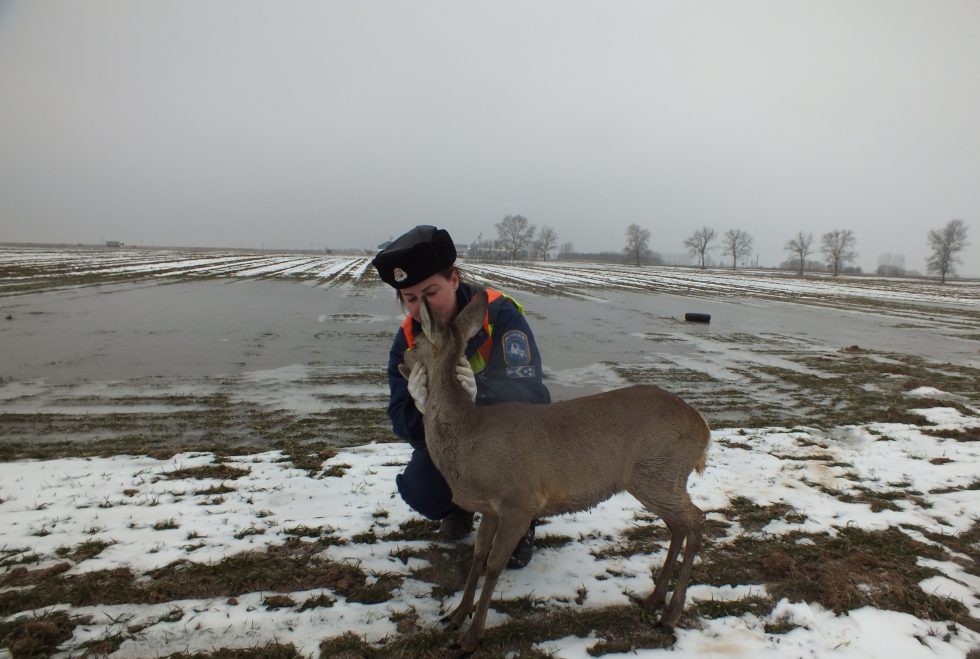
[
  {"x1": 678, "y1": 220, "x2": 969, "y2": 282},
  {"x1": 476, "y1": 215, "x2": 971, "y2": 283},
  {"x1": 470, "y1": 215, "x2": 561, "y2": 262}
]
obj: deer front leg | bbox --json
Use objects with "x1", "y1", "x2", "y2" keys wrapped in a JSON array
[
  {"x1": 444, "y1": 512, "x2": 498, "y2": 627},
  {"x1": 457, "y1": 511, "x2": 534, "y2": 654}
]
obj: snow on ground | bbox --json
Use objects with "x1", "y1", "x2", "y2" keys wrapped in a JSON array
[
  {"x1": 2, "y1": 247, "x2": 978, "y2": 657},
  {"x1": 1, "y1": 413, "x2": 978, "y2": 657}
]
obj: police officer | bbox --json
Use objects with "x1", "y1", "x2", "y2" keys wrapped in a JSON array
[{"x1": 373, "y1": 225, "x2": 551, "y2": 568}]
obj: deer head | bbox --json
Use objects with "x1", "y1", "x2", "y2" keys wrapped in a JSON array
[{"x1": 398, "y1": 288, "x2": 488, "y2": 381}]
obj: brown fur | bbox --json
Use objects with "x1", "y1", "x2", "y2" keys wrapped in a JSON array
[{"x1": 401, "y1": 290, "x2": 711, "y2": 653}]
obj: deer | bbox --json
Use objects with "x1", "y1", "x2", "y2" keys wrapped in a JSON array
[{"x1": 398, "y1": 289, "x2": 711, "y2": 654}]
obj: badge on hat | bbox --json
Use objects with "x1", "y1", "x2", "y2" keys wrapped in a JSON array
[{"x1": 393, "y1": 268, "x2": 408, "y2": 283}]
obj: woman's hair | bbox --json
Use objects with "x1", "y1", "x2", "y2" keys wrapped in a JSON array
[{"x1": 395, "y1": 265, "x2": 468, "y2": 311}]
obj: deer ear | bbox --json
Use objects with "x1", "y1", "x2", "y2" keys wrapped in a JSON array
[
  {"x1": 454, "y1": 289, "x2": 488, "y2": 341},
  {"x1": 419, "y1": 298, "x2": 445, "y2": 348},
  {"x1": 397, "y1": 361, "x2": 412, "y2": 380}
]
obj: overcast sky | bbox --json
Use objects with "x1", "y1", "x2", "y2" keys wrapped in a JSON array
[{"x1": 1, "y1": 1, "x2": 978, "y2": 275}]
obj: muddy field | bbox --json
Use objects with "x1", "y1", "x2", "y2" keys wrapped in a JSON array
[
  {"x1": 0, "y1": 246, "x2": 978, "y2": 658},
  {"x1": 1, "y1": 247, "x2": 977, "y2": 461}
]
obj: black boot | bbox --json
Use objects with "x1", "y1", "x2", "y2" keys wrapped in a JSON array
[
  {"x1": 438, "y1": 510, "x2": 474, "y2": 541},
  {"x1": 506, "y1": 521, "x2": 536, "y2": 569}
]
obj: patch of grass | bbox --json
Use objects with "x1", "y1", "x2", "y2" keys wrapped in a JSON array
[
  {"x1": 164, "y1": 463, "x2": 250, "y2": 481},
  {"x1": 929, "y1": 479, "x2": 980, "y2": 495},
  {"x1": 916, "y1": 521, "x2": 980, "y2": 575},
  {"x1": 378, "y1": 518, "x2": 440, "y2": 542},
  {"x1": 319, "y1": 632, "x2": 378, "y2": 657},
  {"x1": 0, "y1": 562, "x2": 71, "y2": 588},
  {"x1": 395, "y1": 543, "x2": 473, "y2": 600},
  {"x1": 262, "y1": 594, "x2": 296, "y2": 610},
  {"x1": 54, "y1": 538, "x2": 115, "y2": 562},
  {"x1": 769, "y1": 452, "x2": 836, "y2": 462},
  {"x1": 351, "y1": 530, "x2": 378, "y2": 544},
  {"x1": 276, "y1": 441, "x2": 337, "y2": 476},
  {"x1": 298, "y1": 592, "x2": 335, "y2": 611},
  {"x1": 764, "y1": 615, "x2": 801, "y2": 634},
  {"x1": 694, "y1": 526, "x2": 975, "y2": 631},
  {"x1": 0, "y1": 611, "x2": 88, "y2": 658},
  {"x1": 491, "y1": 593, "x2": 550, "y2": 618},
  {"x1": 233, "y1": 525, "x2": 265, "y2": 540},
  {"x1": 718, "y1": 439, "x2": 752, "y2": 450},
  {"x1": 323, "y1": 462, "x2": 352, "y2": 478},
  {"x1": 592, "y1": 518, "x2": 670, "y2": 559},
  {"x1": 0, "y1": 548, "x2": 41, "y2": 569},
  {"x1": 491, "y1": 604, "x2": 673, "y2": 658},
  {"x1": 321, "y1": 602, "x2": 677, "y2": 658},
  {"x1": 535, "y1": 533, "x2": 576, "y2": 550},
  {"x1": 922, "y1": 427, "x2": 980, "y2": 442},
  {"x1": 154, "y1": 519, "x2": 180, "y2": 531},
  {"x1": 0, "y1": 538, "x2": 402, "y2": 617},
  {"x1": 839, "y1": 486, "x2": 926, "y2": 512},
  {"x1": 281, "y1": 525, "x2": 342, "y2": 543},
  {"x1": 160, "y1": 606, "x2": 185, "y2": 623},
  {"x1": 726, "y1": 496, "x2": 799, "y2": 533},
  {"x1": 160, "y1": 642, "x2": 304, "y2": 658},
  {"x1": 194, "y1": 483, "x2": 236, "y2": 496},
  {"x1": 690, "y1": 595, "x2": 774, "y2": 619},
  {"x1": 77, "y1": 630, "x2": 129, "y2": 656}
]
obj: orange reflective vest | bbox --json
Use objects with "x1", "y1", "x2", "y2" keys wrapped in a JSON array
[{"x1": 400, "y1": 288, "x2": 523, "y2": 374}]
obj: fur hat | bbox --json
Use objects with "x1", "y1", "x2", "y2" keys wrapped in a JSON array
[{"x1": 372, "y1": 225, "x2": 457, "y2": 289}]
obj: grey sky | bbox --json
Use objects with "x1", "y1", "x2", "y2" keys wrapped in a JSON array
[{"x1": 1, "y1": 1, "x2": 978, "y2": 275}]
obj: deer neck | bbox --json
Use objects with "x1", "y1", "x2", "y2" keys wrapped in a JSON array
[{"x1": 424, "y1": 355, "x2": 480, "y2": 437}]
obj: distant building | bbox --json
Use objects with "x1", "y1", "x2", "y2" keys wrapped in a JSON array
[{"x1": 105, "y1": 241, "x2": 125, "y2": 248}]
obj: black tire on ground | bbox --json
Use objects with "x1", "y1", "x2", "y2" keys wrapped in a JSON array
[{"x1": 684, "y1": 313, "x2": 711, "y2": 323}]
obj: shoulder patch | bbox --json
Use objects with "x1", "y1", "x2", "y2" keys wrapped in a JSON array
[
  {"x1": 506, "y1": 365, "x2": 537, "y2": 378},
  {"x1": 502, "y1": 330, "x2": 531, "y2": 366}
]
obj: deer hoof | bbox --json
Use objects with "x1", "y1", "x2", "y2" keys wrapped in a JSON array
[
  {"x1": 448, "y1": 641, "x2": 474, "y2": 658},
  {"x1": 629, "y1": 591, "x2": 665, "y2": 612}
]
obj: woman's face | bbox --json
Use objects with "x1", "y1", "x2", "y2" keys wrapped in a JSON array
[{"x1": 400, "y1": 270, "x2": 460, "y2": 325}]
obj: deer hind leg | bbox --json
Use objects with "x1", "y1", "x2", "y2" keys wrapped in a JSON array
[
  {"x1": 628, "y1": 484, "x2": 704, "y2": 623},
  {"x1": 641, "y1": 516, "x2": 684, "y2": 612},
  {"x1": 659, "y1": 497, "x2": 703, "y2": 627},
  {"x1": 456, "y1": 509, "x2": 534, "y2": 654},
  {"x1": 445, "y1": 512, "x2": 498, "y2": 627}
]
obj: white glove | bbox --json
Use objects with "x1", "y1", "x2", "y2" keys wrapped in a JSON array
[
  {"x1": 407, "y1": 362, "x2": 428, "y2": 415},
  {"x1": 456, "y1": 357, "x2": 477, "y2": 403}
]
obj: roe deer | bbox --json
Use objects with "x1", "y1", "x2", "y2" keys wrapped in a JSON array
[{"x1": 399, "y1": 289, "x2": 710, "y2": 654}]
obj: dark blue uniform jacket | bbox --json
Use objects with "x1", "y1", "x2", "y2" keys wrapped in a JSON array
[{"x1": 386, "y1": 283, "x2": 551, "y2": 448}]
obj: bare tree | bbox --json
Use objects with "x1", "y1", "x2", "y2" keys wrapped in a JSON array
[
  {"x1": 683, "y1": 227, "x2": 716, "y2": 269},
  {"x1": 533, "y1": 226, "x2": 559, "y2": 261},
  {"x1": 927, "y1": 219, "x2": 969, "y2": 284},
  {"x1": 821, "y1": 229, "x2": 857, "y2": 276},
  {"x1": 558, "y1": 241, "x2": 574, "y2": 258},
  {"x1": 785, "y1": 231, "x2": 814, "y2": 276},
  {"x1": 624, "y1": 224, "x2": 651, "y2": 266},
  {"x1": 495, "y1": 215, "x2": 536, "y2": 261},
  {"x1": 721, "y1": 229, "x2": 754, "y2": 270}
]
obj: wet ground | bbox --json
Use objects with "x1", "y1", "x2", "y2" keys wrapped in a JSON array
[{"x1": 1, "y1": 256, "x2": 978, "y2": 459}]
